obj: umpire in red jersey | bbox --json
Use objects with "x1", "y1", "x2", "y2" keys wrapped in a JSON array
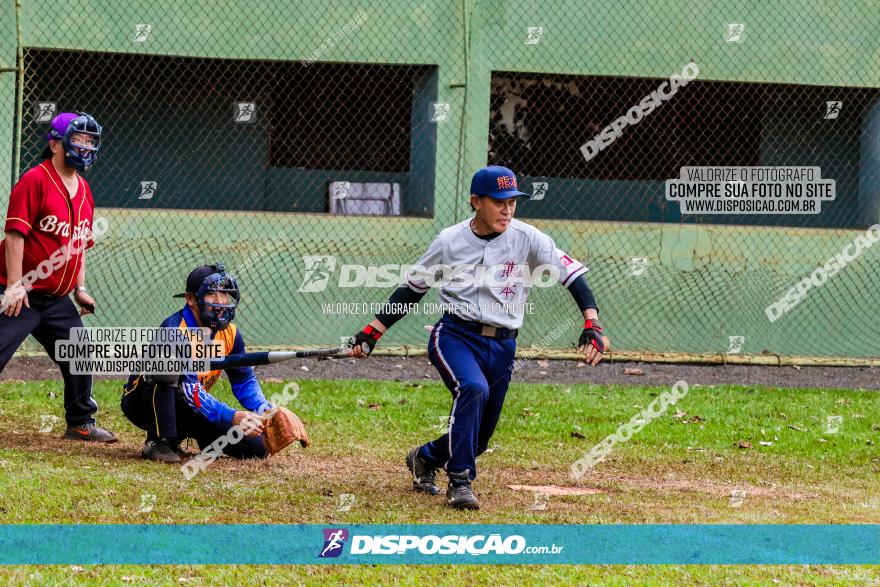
[{"x1": 0, "y1": 112, "x2": 116, "y2": 442}]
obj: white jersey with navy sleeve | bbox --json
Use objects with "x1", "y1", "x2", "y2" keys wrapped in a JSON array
[{"x1": 405, "y1": 218, "x2": 587, "y2": 329}]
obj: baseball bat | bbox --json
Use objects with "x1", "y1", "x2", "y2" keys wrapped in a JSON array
[
  {"x1": 208, "y1": 346, "x2": 348, "y2": 369},
  {"x1": 145, "y1": 345, "x2": 350, "y2": 385}
]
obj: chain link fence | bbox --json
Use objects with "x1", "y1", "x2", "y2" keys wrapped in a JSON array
[{"x1": 6, "y1": 1, "x2": 880, "y2": 360}]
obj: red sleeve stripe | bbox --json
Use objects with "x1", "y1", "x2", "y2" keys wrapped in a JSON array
[
  {"x1": 406, "y1": 275, "x2": 428, "y2": 293},
  {"x1": 562, "y1": 265, "x2": 587, "y2": 287}
]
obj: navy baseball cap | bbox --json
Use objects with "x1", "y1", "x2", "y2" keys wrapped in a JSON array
[
  {"x1": 173, "y1": 264, "x2": 224, "y2": 298},
  {"x1": 470, "y1": 165, "x2": 530, "y2": 199}
]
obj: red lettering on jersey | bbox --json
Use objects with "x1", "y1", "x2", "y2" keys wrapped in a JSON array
[
  {"x1": 500, "y1": 261, "x2": 518, "y2": 277},
  {"x1": 498, "y1": 285, "x2": 517, "y2": 298}
]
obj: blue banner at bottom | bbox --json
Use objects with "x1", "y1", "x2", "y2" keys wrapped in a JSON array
[{"x1": 0, "y1": 525, "x2": 876, "y2": 564}]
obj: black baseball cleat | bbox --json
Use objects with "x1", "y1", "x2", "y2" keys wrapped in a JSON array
[
  {"x1": 164, "y1": 437, "x2": 186, "y2": 456},
  {"x1": 446, "y1": 469, "x2": 480, "y2": 510},
  {"x1": 170, "y1": 441, "x2": 186, "y2": 457},
  {"x1": 406, "y1": 446, "x2": 440, "y2": 495},
  {"x1": 63, "y1": 423, "x2": 118, "y2": 443},
  {"x1": 141, "y1": 439, "x2": 182, "y2": 464}
]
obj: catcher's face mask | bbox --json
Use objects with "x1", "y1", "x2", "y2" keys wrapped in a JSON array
[
  {"x1": 195, "y1": 270, "x2": 240, "y2": 331},
  {"x1": 53, "y1": 113, "x2": 102, "y2": 172}
]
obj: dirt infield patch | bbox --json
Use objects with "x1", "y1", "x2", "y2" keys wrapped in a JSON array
[
  {"x1": 588, "y1": 471, "x2": 821, "y2": 502},
  {"x1": 5, "y1": 354, "x2": 880, "y2": 390},
  {"x1": 507, "y1": 484, "x2": 604, "y2": 496}
]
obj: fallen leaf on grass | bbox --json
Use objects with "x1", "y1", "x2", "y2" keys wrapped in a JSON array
[
  {"x1": 737, "y1": 440, "x2": 752, "y2": 449},
  {"x1": 571, "y1": 430, "x2": 586, "y2": 439},
  {"x1": 368, "y1": 403, "x2": 381, "y2": 410},
  {"x1": 672, "y1": 410, "x2": 687, "y2": 419},
  {"x1": 787, "y1": 424, "x2": 806, "y2": 432}
]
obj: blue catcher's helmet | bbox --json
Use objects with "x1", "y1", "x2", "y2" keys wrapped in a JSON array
[
  {"x1": 174, "y1": 263, "x2": 240, "y2": 331},
  {"x1": 43, "y1": 112, "x2": 103, "y2": 172}
]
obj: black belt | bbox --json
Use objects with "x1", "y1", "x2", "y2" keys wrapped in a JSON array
[
  {"x1": 27, "y1": 292, "x2": 66, "y2": 302},
  {"x1": 443, "y1": 313, "x2": 518, "y2": 339},
  {"x1": 0, "y1": 287, "x2": 65, "y2": 304}
]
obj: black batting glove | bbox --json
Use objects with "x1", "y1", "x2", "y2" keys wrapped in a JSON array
[
  {"x1": 578, "y1": 317, "x2": 605, "y2": 354},
  {"x1": 352, "y1": 324, "x2": 383, "y2": 357}
]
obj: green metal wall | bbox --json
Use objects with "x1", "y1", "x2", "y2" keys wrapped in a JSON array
[
  {"x1": 1, "y1": 0, "x2": 17, "y2": 199},
  {"x1": 5, "y1": 0, "x2": 880, "y2": 358}
]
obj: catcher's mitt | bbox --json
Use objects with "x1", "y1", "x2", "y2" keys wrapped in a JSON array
[{"x1": 264, "y1": 406, "x2": 311, "y2": 455}]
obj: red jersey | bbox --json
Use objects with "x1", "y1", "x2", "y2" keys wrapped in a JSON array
[{"x1": 0, "y1": 161, "x2": 95, "y2": 296}]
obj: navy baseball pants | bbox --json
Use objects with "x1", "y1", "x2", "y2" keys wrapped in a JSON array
[
  {"x1": 419, "y1": 314, "x2": 516, "y2": 480},
  {"x1": 121, "y1": 378, "x2": 267, "y2": 459},
  {"x1": 0, "y1": 288, "x2": 97, "y2": 426}
]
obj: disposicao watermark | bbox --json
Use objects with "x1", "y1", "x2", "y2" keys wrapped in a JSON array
[
  {"x1": 666, "y1": 166, "x2": 835, "y2": 215},
  {"x1": 1, "y1": 217, "x2": 109, "y2": 313},
  {"x1": 53, "y1": 327, "x2": 222, "y2": 376},
  {"x1": 580, "y1": 62, "x2": 699, "y2": 162},
  {"x1": 765, "y1": 224, "x2": 880, "y2": 322},
  {"x1": 298, "y1": 257, "x2": 562, "y2": 293},
  {"x1": 570, "y1": 380, "x2": 689, "y2": 480},
  {"x1": 182, "y1": 382, "x2": 300, "y2": 480},
  {"x1": 511, "y1": 316, "x2": 576, "y2": 374},
  {"x1": 301, "y1": 10, "x2": 368, "y2": 66}
]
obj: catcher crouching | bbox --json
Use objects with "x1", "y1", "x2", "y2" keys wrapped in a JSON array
[{"x1": 121, "y1": 263, "x2": 309, "y2": 464}]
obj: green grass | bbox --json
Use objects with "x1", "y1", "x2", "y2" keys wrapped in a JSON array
[{"x1": 0, "y1": 378, "x2": 877, "y2": 584}]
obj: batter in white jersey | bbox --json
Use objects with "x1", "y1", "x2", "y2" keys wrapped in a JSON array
[
  {"x1": 350, "y1": 165, "x2": 608, "y2": 510},
  {"x1": 405, "y1": 217, "x2": 588, "y2": 330}
]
